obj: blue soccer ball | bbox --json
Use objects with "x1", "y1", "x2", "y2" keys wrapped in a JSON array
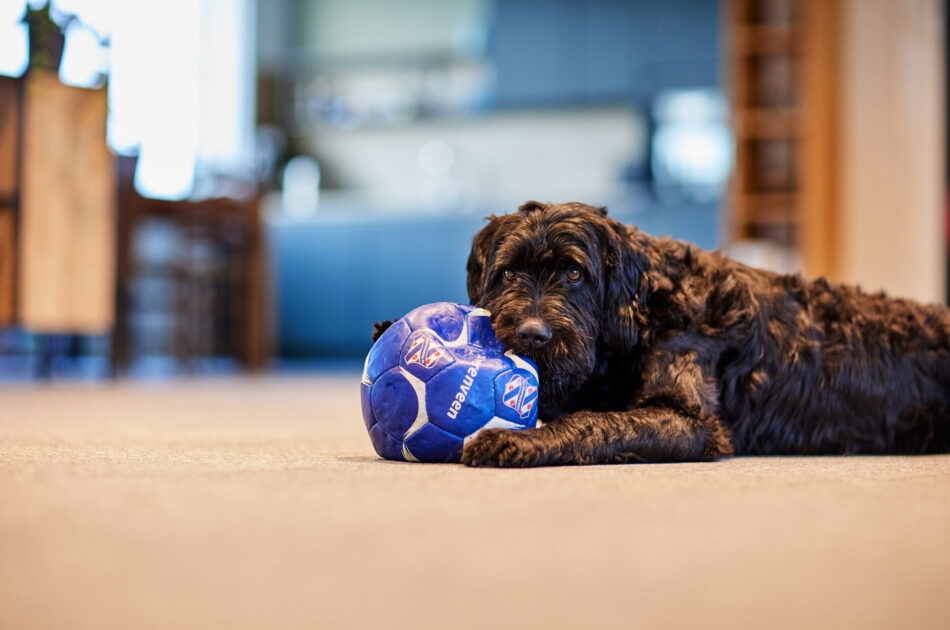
[{"x1": 360, "y1": 302, "x2": 540, "y2": 463}]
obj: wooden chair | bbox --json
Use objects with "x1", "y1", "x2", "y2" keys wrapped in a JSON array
[{"x1": 113, "y1": 157, "x2": 271, "y2": 372}]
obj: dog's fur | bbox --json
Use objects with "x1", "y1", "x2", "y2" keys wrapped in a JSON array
[{"x1": 373, "y1": 201, "x2": 950, "y2": 466}]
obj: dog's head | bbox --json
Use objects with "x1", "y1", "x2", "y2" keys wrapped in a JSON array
[{"x1": 467, "y1": 201, "x2": 649, "y2": 401}]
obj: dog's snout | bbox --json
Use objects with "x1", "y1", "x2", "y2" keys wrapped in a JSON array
[{"x1": 516, "y1": 319, "x2": 552, "y2": 349}]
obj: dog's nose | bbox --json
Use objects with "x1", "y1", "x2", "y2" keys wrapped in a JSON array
[{"x1": 516, "y1": 319, "x2": 552, "y2": 349}]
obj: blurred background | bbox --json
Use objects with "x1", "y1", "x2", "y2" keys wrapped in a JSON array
[{"x1": 0, "y1": 0, "x2": 945, "y2": 381}]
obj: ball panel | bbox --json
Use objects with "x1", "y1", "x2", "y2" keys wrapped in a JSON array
[
  {"x1": 403, "y1": 422, "x2": 465, "y2": 463},
  {"x1": 466, "y1": 311, "x2": 505, "y2": 351},
  {"x1": 369, "y1": 424, "x2": 405, "y2": 461},
  {"x1": 403, "y1": 302, "x2": 467, "y2": 343},
  {"x1": 400, "y1": 330, "x2": 456, "y2": 382},
  {"x1": 493, "y1": 368, "x2": 540, "y2": 428},
  {"x1": 360, "y1": 382, "x2": 375, "y2": 432},
  {"x1": 365, "y1": 319, "x2": 411, "y2": 383},
  {"x1": 503, "y1": 351, "x2": 539, "y2": 380},
  {"x1": 370, "y1": 367, "x2": 421, "y2": 439},
  {"x1": 424, "y1": 360, "x2": 495, "y2": 438}
]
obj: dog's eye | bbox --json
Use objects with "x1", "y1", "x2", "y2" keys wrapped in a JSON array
[
  {"x1": 566, "y1": 267, "x2": 583, "y2": 284},
  {"x1": 502, "y1": 269, "x2": 515, "y2": 283}
]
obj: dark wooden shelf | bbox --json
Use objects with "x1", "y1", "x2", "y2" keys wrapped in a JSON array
[
  {"x1": 734, "y1": 107, "x2": 801, "y2": 138},
  {"x1": 734, "y1": 25, "x2": 802, "y2": 54},
  {"x1": 734, "y1": 192, "x2": 798, "y2": 224},
  {"x1": 728, "y1": 0, "x2": 842, "y2": 280}
]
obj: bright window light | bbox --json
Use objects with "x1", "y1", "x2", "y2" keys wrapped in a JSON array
[
  {"x1": 58, "y1": 20, "x2": 105, "y2": 87},
  {"x1": 2, "y1": 0, "x2": 256, "y2": 201},
  {"x1": 0, "y1": 1, "x2": 28, "y2": 77}
]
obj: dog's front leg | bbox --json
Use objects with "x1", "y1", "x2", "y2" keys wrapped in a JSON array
[
  {"x1": 461, "y1": 349, "x2": 735, "y2": 467},
  {"x1": 461, "y1": 406, "x2": 731, "y2": 467}
]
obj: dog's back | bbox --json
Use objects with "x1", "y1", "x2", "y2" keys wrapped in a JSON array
[{"x1": 705, "y1": 256, "x2": 950, "y2": 455}]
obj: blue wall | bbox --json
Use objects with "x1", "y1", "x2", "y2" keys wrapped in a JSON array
[{"x1": 491, "y1": 0, "x2": 721, "y2": 106}]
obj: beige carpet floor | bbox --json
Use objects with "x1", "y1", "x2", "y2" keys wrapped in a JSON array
[{"x1": 1, "y1": 374, "x2": 948, "y2": 630}]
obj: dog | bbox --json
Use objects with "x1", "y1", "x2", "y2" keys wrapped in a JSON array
[{"x1": 376, "y1": 201, "x2": 950, "y2": 467}]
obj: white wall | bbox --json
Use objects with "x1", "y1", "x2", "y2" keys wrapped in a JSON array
[
  {"x1": 302, "y1": 106, "x2": 646, "y2": 211},
  {"x1": 303, "y1": 0, "x2": 488, "y2": 60},
  {"x1": 837, "y1": 0, "x2": 946, "y2": 303}
]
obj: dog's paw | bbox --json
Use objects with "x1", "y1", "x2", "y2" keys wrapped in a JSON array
[{"x1": 461, "y1": 429, "x2": 537, "y2": 468}]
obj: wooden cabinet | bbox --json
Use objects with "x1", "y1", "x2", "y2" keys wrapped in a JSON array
[{"x1": 0, "y1": 70, "x2": 116, "y2": 332}]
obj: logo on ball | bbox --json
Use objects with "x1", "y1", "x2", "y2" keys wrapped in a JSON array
[
  {"x1": 404, "y1": 333, "x2": 447, "y2": 369},
  {"x1": 503, "y1": 374, "x2": 538, "y2": 419}
]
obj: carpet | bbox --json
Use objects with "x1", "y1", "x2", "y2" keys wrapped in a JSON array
[{"x1": 1, "y1": 375, "x2": 948, "y2": 629}]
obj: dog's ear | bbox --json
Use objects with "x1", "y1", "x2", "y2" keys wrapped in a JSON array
[
  {"x1": 467, "y1": 214, "x2": 511, "y2": 306},
  {"x1": 518, "y1": 200, "x2": 545, "y2": 214},
  {"x1": 372, "y1": 320, "x2": 394, "y2": 342},
  {"x1": 597, "y1": 218, "x2": 649, "y2": 351}
]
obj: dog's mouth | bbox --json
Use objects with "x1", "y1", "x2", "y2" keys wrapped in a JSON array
[
  {"x1": 486, "y1": 301, "x2": 599, "y2": 402},
  {"x1": 501, "y1": 323, "x2": 596, "y2": 403},
  {"x1": 534, "y1": 356, "x2": 592, "y2": 405}
]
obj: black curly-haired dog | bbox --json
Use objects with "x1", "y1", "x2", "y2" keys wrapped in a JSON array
[{"x1": 376, "y1": 201, "x2": 950, "y2": 467}]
